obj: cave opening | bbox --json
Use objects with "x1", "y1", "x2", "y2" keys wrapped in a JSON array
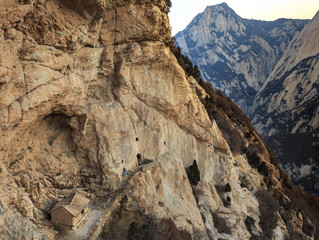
[{"x1": 4, "y1": 112, "x2": 92, "y2": 223}]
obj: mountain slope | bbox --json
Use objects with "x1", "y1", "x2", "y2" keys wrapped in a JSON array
[
  {"x1": 252, "y1": 11, "x2": 319, "y2": 196},
  {"x1": 0, "y1": 1, "x2": 319, "y2": 239},
  {"x1": 175, "y1": 2, "x2": 308, "y2": 115}
]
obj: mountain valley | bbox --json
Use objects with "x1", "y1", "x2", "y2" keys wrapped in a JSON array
[{"x1": 175, "y1": 2, "x2": 319, "y2": 197}]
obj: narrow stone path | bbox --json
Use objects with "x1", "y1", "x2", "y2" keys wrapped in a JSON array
[{"x1": 56, "y1": 164, "x2": 143, "y2": 240}]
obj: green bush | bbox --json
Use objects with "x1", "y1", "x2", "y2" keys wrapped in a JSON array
[
  {"x1": 245, "y1": 130, "x2": 254, "y2": 139},
  {"x1": 164, "y1": 0, "x2": 172, "y2": 12},
  {"x1": 186, "y1": 160, "x2": 200, "y2": 186},
  {"x1": 127, "y1": 222, "x2": 151, "y2": 240},
  {"x1": 126, "y1": 218, "x2": 191, "y2": 240},
  {"x1": 168, "y1": 37, "x2": 202, "y2": 82},
  {"x1": 258, "y1": 162, "x2": 269, "y2": 176},
  {"x1": 246, "y1": 152, "x2": 261, "y2": 168},
  {"x1": 120, "y1": 195, "x2": 128, "y2": 209}
]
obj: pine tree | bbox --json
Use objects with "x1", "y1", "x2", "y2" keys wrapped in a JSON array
[{"x1": 164, "y1": 0, "x2": 172, "y2": 12}]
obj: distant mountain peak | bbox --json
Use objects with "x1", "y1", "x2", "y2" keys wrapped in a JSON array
[
  {"x1": 217, "y1": 2, "x2": 230, "y2": 8},
  {"x1": 251, "y1": 11, "x2": 319, "y2": 196},
  {"x1": 206, "y1": 2, "x2": 236, "y2": 15},
  {"x1": 175, "y1": 4, "x2": 309, "y2": 115}
]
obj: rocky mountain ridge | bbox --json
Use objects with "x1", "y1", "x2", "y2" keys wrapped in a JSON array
[
  {"x1": 0, "y1": 0, "x2": 319, "y2": 239},
  {"x1": 252, "y1": 10, "x2": 319, "y2": 196},
  {"x1": 175, "y1": 2, "x2": 319, "y2": 197},
  {"x1": 175, "y1": 2, "x2": 308, "y2": 115}
]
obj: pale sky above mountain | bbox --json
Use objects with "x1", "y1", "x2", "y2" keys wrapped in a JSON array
[{"x1": 169, "y1": 0, "x2": 319, "y2": 35}]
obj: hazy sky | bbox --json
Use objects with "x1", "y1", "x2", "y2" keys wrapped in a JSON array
[{"x1": 169, "y1": 0, "x2": 319, "y2": 35}]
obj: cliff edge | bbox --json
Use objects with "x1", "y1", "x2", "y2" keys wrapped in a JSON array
[{"x1": 0, "y1": 1, "x2": 318, "y2": 239}]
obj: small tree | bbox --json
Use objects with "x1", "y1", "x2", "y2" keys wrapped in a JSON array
[
  {"x1": 186, "y1": 160, "x2": 200, "y2": 186},
  {"x1": 193, "y1": 65, "x2": 201, "y2": 81},
  {"x1": 164, "y1": 0, "x2": 172, "y2": 12},
  {"x1": 127, "y1": 222, "x2": 151, "y2": 240}
]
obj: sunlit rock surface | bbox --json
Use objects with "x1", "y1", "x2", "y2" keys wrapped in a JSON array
[
  {"x1": 252, "y1": 11, "x2": 319, "y2": 196},
  {"x1": 0, "y1": 1, "x2": 318, "y2": 239},
  {"x1": 175, "y1": 3, "x2": 308, "y2": 115}
]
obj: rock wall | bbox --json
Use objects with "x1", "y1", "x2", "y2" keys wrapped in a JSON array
[{"x1": 0, "y1": 1, "x2": 318, "y2": 239}]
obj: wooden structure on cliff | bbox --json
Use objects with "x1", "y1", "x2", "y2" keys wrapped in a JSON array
[{"x1": 50, "y1": 193, "x2": 90, "y2": 227}]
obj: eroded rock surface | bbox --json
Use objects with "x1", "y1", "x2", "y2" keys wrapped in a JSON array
[
  {"x1": 0, "y1": 0, "x2": 318, "y2": 239},
  {"x1": 252, "y1": 11, "x2": 319, "y2": 196}
]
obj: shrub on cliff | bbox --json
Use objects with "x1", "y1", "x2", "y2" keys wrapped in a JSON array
[
  {"x1": 126, "y1": 218, "x2": 191, "y2": 240},
  {"x1": 127, "y1": 222, "x2": 151, "y2": 240},
  {"x1": 186, "y1": 160, "x2": 200, "y2": 186},
  {"x1": 168, "y1": 37, "x2": 202, "y2": 82},
  {"x1": 164, "y1": 0, "x2": 172, "y2": 12}
]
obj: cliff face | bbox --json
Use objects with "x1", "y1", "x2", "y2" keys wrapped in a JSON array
[
  {"x1": 174, "y1": 3, "x2": 319, "y2": 198},
  {"x1": 252, "y1": 11, "x2": 319, "y2": 136},
  {"x1": 252, "y1": 11, "x2": 319, "y2": 196},
  {"x1": 175, "y1": 3, "x2": 308, "y2": 115},
  {"x1": 0, "y1": 1, "x2": 319, "y2": 240}
]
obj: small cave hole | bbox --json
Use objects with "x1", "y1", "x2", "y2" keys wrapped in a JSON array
[
  {"x1": 28, "y1": 146, "x2": 33, "y2": 152},
  {"x1": 137, "y1": 153, "x2": 141, "y2": 160},
  {"x1": 222, "y1": 196, "x2": 231, "y2": 208},
  {"x1": 135, "y1": 137, "x2": 139, "y2": 141}
]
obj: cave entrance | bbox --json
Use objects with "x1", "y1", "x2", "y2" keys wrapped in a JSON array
[{"x1": 5, "y1": 112, "x2": 90, "y2": 220}]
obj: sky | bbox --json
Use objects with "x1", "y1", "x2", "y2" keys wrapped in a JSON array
[{"x1": 169, "y1": 0, "x2": 319, "y2": 35}]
